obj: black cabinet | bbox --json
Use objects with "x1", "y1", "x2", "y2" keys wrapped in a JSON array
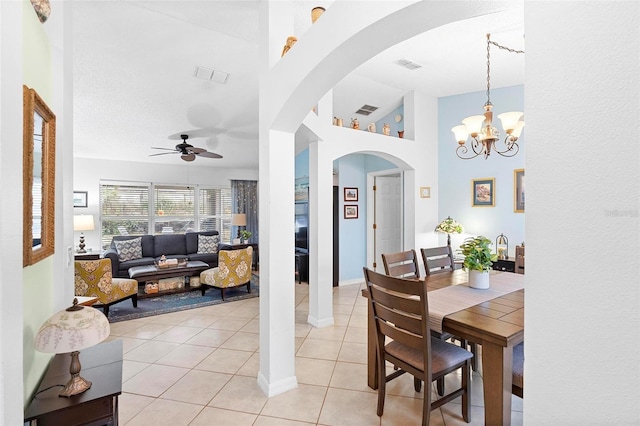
[{"x1": 492, "y1": 259, "x2": 516, "y2": 273}]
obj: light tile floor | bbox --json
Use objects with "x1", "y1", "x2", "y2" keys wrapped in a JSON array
[{"x1": 108, "y1": 282, "x2": 523, "y2": 425}]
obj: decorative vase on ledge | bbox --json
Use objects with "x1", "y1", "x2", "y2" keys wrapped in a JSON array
[{"x1": 311, "y1": 6, "x2": 325, "y2": 23}]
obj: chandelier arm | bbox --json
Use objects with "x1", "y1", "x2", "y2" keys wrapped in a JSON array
[
  {"x1": 456, "y1": 144, "x2": 483, "y2": 160},
  {"x1": 488, "y1": 40, "x2": 525, "y2": 55},
  {"x1": 494, "y1": 138, "x2": 520, "y2": 158}
]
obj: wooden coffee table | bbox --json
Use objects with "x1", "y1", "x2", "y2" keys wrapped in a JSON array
[{"x1": 128, "y1": 261, "x2": 210, "y2": 298}]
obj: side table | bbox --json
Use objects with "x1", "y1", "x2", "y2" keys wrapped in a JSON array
[
  {"x1": 74, "y1": 251, "x2": 101, "y2": 261},
  {"x1": 24, "y1": 340, "x2": 123, "y2": 426}
]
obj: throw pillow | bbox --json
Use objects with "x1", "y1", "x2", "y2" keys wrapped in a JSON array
[
  {"x1": 114, "y1": 237, "x2": 143, "y2": 262},
  {"x1": 198, "y1": 234, "x2": 220, "y2": 254}
]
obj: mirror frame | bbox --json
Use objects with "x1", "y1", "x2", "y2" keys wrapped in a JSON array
[{"x1": 23, "y1": 85, "x2": 56, "y2": 267}]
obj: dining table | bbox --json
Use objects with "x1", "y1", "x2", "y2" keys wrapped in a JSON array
[{"x1": 362, "y1": 268, "x2": 524, "y2": 426}]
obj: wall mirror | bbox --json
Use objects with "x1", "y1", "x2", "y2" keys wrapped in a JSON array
[{"x1": 23, "y1": 85, "x2": 56, "y2": 267}]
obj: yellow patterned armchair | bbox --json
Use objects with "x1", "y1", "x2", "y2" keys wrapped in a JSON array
[
  {"x1": 74, "y1": 258, "x2": 138, "y2": 317},
  {"x1": 200, "y1": 246, "x2": 253, "y2": 300}
]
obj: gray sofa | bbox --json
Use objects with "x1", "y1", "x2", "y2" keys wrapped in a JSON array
[{"x1": 104, "y1": 231, "x2": 225, "y2": 278}]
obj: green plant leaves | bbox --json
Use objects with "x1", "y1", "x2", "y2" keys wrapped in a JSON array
[{"x1": 458, "y1": 236, "x2": 497, "y2": 272}]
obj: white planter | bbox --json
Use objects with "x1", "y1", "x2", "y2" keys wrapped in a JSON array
[{"x1": 469, "y1": 270, "x2": 490, "y2": 289}]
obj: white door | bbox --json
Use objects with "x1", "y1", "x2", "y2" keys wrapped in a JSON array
[{"x1": 373, "y1": 174, "x2": 402, "y2": 271}]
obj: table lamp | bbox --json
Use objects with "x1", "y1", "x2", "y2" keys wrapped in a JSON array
[
  {"x1": 73, "y1": 214, "x2": 95, "y2": 253},
  {"x1": 34, "y1": 298, "x2": 110, "y2": 397},
  {"x1": 496, "y1": 233, "x2": 509, "y2": 260},
  {"x1": 435, "y1": 216, "x2": 464, "y2": 246},
  {"x1": 231, "y1": 213, "x2": 247, "y2": 241}
]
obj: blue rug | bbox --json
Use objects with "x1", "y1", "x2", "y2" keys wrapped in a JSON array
[{"x1": 106, "y1": 275, "x2": 259, "y2": 323}]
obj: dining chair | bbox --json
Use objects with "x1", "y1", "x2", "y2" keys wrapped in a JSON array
[
  {"x1": 420, "y1": 246, "x2": 479, "y2": 372},
  {"x1": 512, "y1": 342, "x2": 524, "y2": 398},
  {"x1": 381, "y1": 249, "x2": 450, "y2": 395},
  {"x1": 363, "y1": 267, "x2": 472, "y2": 425}
]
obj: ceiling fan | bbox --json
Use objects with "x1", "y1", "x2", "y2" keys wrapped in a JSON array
[{"x1": 150, "y1": 134, "x2": 222, "y2": 162}]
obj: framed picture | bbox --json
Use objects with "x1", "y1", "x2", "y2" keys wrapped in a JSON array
[
  {"x1": 471, "y1": 178, "x2": 495, "y2": 207},
  {"x1": 514, "y1": 169, "x2": 525, "y2": 213},
  {"x1": 73, "y1": 191, "x2": 88, "y2": 208},
  {"x1": 344, "y1": 187, "x2": 358, "y2": 202},
  {"x1": 420, "y1": 186, "x2": 431, "y2": 198},
  {"x1": 344, "y1": 205, "x2": 359, "y2": 219}
]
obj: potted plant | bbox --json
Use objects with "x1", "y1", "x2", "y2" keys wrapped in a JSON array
[
  {"x1": 239, "y1": 230, "x2": 252, "y2": 243},
  {"x1": 458, "y1": 235, "x2": 497, "y2": 289}
]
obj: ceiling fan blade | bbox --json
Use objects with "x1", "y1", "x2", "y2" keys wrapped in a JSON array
[
  {"x1": 196, "y1": 151, "x2": 223, "y2": 159},
  {"x1": 151, "y1": 147, "x2": 177, "y2": 151},
  {"x1": 181, "y1": 153, "x2": 196, "y2": 162},
  {"x1": 189, "y1": 147, "x2": 206, "y2": 154},
  {"x1": 149, "y1": 152, "x2": 178, "y2": 157}
]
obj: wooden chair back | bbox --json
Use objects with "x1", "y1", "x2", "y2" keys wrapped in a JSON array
[
  {"x1": 381, "y1": 249, "x2": 420, "y2": 279},
  {"x1": 420, "y1": 246, "x2": 455, "y2": 276}
]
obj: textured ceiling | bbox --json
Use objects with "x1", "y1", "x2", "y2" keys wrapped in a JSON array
[{"x1": 70, "y1": 1, "x2": 524, "y2": 169}]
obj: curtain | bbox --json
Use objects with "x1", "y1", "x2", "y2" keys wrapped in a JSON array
[{"x1": 231, "y1": 180, "x2": 258, "y2": 243}]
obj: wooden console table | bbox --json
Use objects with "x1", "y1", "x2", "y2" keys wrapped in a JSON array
[{"x1": 25, "y1": 340, "x2": 123, "y2": 426}]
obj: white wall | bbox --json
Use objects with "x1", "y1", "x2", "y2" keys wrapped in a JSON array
[
  {"x1": 73, "y1": 157, "x2": 258, "y2": 250},
  {"x1": 525, "y1": 2, "x2": 639, "y2": 423}
]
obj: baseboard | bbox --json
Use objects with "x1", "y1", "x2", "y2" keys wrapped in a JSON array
[
  {"x1": 307, "y1": 314, "x2": 334, "y2": 328},
  {"x1": 257, "y1": 371, "x2": 298, "y2": 397},
  {"x1": 338, "y1": 278, "x2": 364, "y2": 287}
]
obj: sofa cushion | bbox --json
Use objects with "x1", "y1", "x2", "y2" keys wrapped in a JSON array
[
  {"x1": 198, "y1": 234, "x2": 220, "y2": 254},
  {"x1": 185, "y1": 231, "x2": 219, "y2": 254},
  {"x1": 111, "y1": 235, "x2": 155, "y2": 258},
  {"x1": 154, "y1": 234, "x2": 187, "y2": 257},
  {"x1": 115, "y1": 237, "x2": 143, "y2": 262},
  {"x1": 119, "y1": 257, "x2": 156, "y2": 271}
]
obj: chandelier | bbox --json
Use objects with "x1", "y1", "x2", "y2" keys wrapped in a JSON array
[{"x1": 452, "y1": 34, "x2": 525, "y2": 160}]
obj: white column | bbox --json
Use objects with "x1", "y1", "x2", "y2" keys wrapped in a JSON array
[
  {"x1": 256, "y1": 1, "x2": 298, "y2": 397},
  {"x1": 308, "y1": 141, "x2": 334, "y2": 327}
]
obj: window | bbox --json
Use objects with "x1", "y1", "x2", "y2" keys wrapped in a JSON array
[
  {"x1": 199, "y1": 187, "x2": 232, "y2": 243},
  {"x1": 154, "y1": 185, "x2": 195, "y2": 234},
  {"x1": 99, "y1": 181, "x2": 231, "y2": 249},
  {"x1": 100, "y1": 183, "x2": 150, "y2": 249}
]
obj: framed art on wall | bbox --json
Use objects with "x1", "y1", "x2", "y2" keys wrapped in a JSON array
[
  {"x1": 344, "y1": 205, "x2": 358, "y2": 219},
  {"x1": 514, "y1": 169, "x2": 525, "y2": 213},
  {"x1": 420, "y1": 187, "x2": 431, "y2": 198},
  {"x1": 73, "y1": 191, "x2": 88, "y2": 208},
  {"x1": 344, "y1": 187, "x2": 358, "y2": 202},
  {"x1": 471, "y1": 178, "x2": 495, "y2": 207}
]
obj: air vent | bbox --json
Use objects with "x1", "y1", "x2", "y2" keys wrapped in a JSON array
[
  {"x1": 394, "y1": 58, "x2": 422, "y2": 70},
  {"x1": 194, "y1": 66, "x2": 229, "y2": 84},
  {"x1": 355, "y1": 104, "x2": 378, "y2": 116}
]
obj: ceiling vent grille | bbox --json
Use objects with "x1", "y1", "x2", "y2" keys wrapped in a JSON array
[
  {"x1": 394, "y1": 58, "x2": 422, "y2": 70},
  {"x1": 355, "y1": 104, "x2": 378, "y2": 116},
  {"x1": 194, "y1": 66, "x2": 229, "y2": 84}
]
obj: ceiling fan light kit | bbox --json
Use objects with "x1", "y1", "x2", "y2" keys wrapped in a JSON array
[
  {"x1": 452, "y1": 34, "x2": 525, "y2": 160},
  {"x1": 150, "y1": 134, "x2": 222, "y2": 162}
]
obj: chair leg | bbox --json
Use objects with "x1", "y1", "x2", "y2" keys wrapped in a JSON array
[
  {"x1": 201, "y1": 285, "x2": 207, "y2": 296},
  {"x1": 376, "y1": 352, "x2": 386, "y2": 416},
  {"x1": 131, "y1": 294, "x2": 138, "y2": 308},
  {"x1": 103, "y1": 305, "x2": 109, "y2": 317},
  {"x1": 422, "y1": 377, "x2": 431, "y2": 426},
  {"x1": 462, "y1": 360, "x2": 471, "y2": 423},
  {"x1": 436, "y1": 378, "x2": 445, "y2": 396},
  {"x1": 246, "y1": 282, "x2": 251, "y2": 294},
  {"x1": 470, "y1": 343, "x2": 478, "y2": 371},
  {"x1": 414, "y1": 377, "x2": 422, "y2": 392},
  {"x1": 220, "y1": 288, "x2": 225, "y2": 301}
]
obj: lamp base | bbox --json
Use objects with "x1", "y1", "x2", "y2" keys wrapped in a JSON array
[
  {"x1": 59, "y1": 350, "x2": 92, "y2": 397},
  {"x1": 59, "y1": 374, "x2": 92, "y2": 397},
  {"x1": 78, "y1": 233, "x2": 87, "y2": 253}
]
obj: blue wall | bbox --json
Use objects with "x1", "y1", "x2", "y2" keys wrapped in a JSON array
[{"x1": 438, "y1": 85, "x2": 525, "y2": 255}]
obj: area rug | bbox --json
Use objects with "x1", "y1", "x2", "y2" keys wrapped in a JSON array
[{"x1": 106, "y1": 275, "x2": 259, "y2": 323}]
